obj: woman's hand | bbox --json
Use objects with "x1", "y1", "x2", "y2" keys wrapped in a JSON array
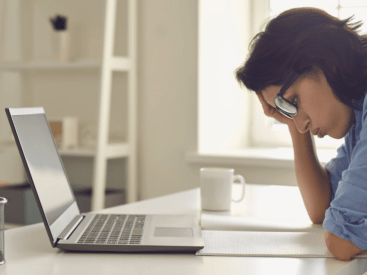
[{"x1": 256, "y1": 92, "x2": 293, "y2": 126}]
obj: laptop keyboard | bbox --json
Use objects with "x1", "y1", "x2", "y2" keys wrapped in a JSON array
[{"x1": 77, "y1": 214, "x2": 146, "y2": 245}]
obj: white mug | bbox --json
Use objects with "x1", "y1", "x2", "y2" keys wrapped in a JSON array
[{"x1": 200, "y1": 167, "x2": 245, "y2": 211}]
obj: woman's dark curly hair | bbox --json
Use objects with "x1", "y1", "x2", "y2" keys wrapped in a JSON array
[{"x1": 235, "y1": 7, "x2": 367, "y2": 109}]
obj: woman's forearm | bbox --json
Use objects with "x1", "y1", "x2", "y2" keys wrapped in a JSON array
[{"x1": 288, "y1": 124, "x2": 331, "y2": 224}]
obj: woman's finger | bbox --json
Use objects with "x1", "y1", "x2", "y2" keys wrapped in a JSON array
[
  {"x1": 256, "y1": 92, "x2": 267, "y2": 106},
  {"x1": 256, "y1": 92, "x2": 274, "y2": 115},
  {"x1": 256, "y1": 92, "x2": 292, "y2": 125}
]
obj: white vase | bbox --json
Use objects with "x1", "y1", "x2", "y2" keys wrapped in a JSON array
[{"x1": 52, "y1": 30, "x2": 70, "y2": 62}]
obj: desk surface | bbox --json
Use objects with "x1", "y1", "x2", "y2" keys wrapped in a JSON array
[{"x1": 1, "y1": 184, "x2": 366, "y2": 275}]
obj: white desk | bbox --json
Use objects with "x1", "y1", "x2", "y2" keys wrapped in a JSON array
[{"x1": 1, "y1": 184, "x2": 367, "y2": 275}]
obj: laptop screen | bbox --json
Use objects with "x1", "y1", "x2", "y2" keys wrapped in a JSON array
[{"x1": 11, "y1": 112, "x2": 75, "y2": 226}]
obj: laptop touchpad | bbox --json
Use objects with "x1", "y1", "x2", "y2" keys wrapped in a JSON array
[{"x1": 154, "y1": 227, "x2": 193, "y2": 237}]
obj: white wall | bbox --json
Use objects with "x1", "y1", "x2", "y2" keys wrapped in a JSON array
[{"x1": 137, "y1": 0, "x2": 200, "y2": 200}]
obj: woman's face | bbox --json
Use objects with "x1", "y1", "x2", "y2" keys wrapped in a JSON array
[{"x1": 261, "y1": 70, "x2": 356, "y2": 139}]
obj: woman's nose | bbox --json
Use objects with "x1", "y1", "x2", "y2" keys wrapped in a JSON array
[{"x1": 292, "y1": 115, "x2": 310, "y2": 134}]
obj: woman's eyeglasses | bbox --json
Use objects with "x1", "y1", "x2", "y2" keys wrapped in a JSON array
[{"x1": 273, "y1": 72, "x2": 301, "y2": 119}]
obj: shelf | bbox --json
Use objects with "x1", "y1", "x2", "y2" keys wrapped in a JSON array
[
  {"x1": 0, "y1": 0, "x2": 138, "y2": 210},
  {"x1": 58, "y1": 147, "x2": 96, "y2": 157},
  {"x1": 58, "y1": 142, "x2": 130, "y2": 158},
  {"x1": 0, "y1": 57, "x2": 130, "y2": 71},
  {"x1": 111, "y1": 57, "x2": 131, "y2": 71},
  {"x1": 105, "y1": 142, "x2": 130, "y2": 158},
  {"x1": 0, "y1": 60, "x2": 100, "y2": 70}
]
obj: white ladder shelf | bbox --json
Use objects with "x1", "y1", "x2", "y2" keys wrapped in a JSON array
[{"x1": 0, "y1": 0, "x2": 138, "y2": 211}]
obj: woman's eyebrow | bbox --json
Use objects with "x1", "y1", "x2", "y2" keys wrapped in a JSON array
[{"x1": 282, "y1": 85, "x2": 295, "y2": 99}]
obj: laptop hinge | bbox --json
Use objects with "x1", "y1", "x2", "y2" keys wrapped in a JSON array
[{"x1": 58, "y1": 215, "x2": 85, "y2": 241}]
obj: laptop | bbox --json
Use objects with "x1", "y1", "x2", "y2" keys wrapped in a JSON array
[{"x1": 6, "y1": 107, "x2": 204, "y2": 252}]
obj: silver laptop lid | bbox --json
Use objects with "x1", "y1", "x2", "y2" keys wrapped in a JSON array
[{"x1": 6, "y1": 107, "x2": 80, "y2": 247}]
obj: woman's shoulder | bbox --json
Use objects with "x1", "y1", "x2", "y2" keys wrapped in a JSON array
[
  {"x1": 357, "y1": 91, "x2": 367, "y2": 109},
  {"x1": 354, "y1": 91, "x2": 367, "y2": 128},
  {"x1": 361, "y1": 91, "x2": 367, "y2": 117},
  {"x1": 355, "y1": 91, "x2": 367, "y2": 119}
]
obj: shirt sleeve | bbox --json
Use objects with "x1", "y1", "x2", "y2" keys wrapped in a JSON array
[
  {"x1": 323, "y1": 117, "x2": 367, "y2": 250},
  {"x1": 324, "y1": 143, "x2": 349, "y2": 202}
]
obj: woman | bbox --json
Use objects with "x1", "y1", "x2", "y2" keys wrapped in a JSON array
[{"x1": 235, "y1": 7, "x2": 367, "y2": 261}]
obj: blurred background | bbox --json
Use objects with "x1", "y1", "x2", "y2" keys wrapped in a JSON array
[{"x1": 0, "y1": 0, "x2": 365, "y2": 227}]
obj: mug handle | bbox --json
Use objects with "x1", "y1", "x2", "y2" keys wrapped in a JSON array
[{"x1": 232, "y1": 175, "x2": 245, "y2": 202}]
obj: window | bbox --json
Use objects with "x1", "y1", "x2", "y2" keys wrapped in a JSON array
[
  {"x1": 198, "y1": 0, "x2": 252, "y2": 153},
  {"x1": 251, "y1": 0, "x2": 367, "y2": 150}
]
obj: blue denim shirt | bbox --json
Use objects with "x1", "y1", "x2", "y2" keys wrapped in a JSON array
[{"x1": 323, "y1": 91, "x2": 367, "y2": 250}]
